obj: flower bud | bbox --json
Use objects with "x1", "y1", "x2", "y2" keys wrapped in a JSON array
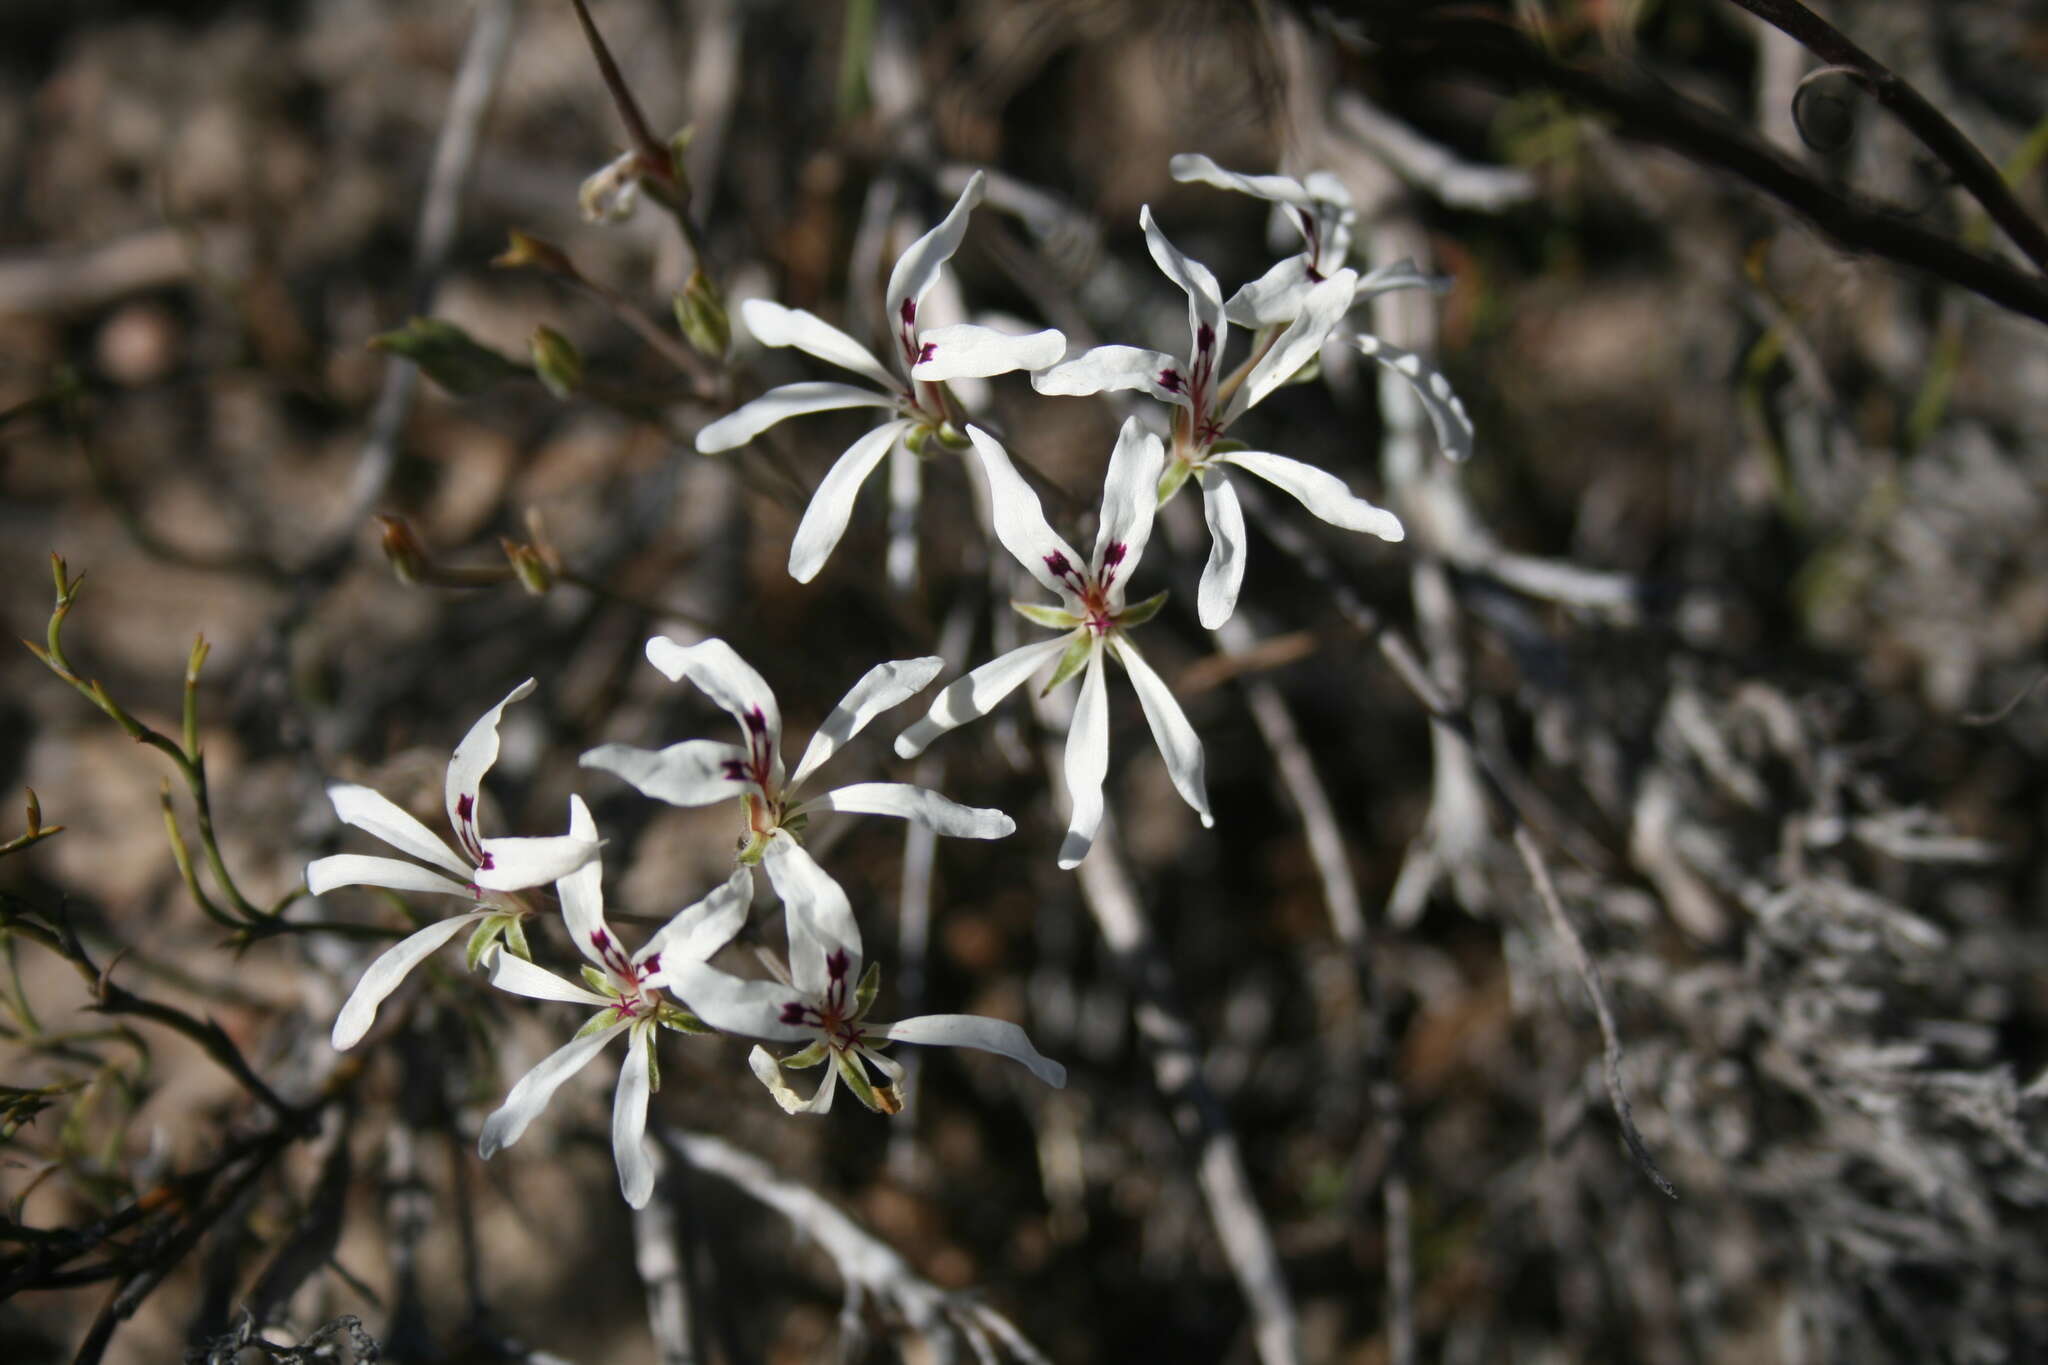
[
  {"x1": 493, "y1": 230, "x2": 577, "y2": 278},
  {"x1": 378, "y1": 516, "x2": 430, "y2": 585},
  {"x1": 368, "y1": 318, "x2": 524, "y2": 396},
  {"x1": 673, "y1": 270, "x2": 729, "y2": 359},
  {"x1": 501, "y1": 539, "x2": 554, "y2": 596},
  {"x1": 529, "y1": 326, "x2": 584, "y2": 399}
]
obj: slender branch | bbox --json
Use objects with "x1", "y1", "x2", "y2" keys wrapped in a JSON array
[{"x1": 1720, "y1": 0, "x2": 2048, "y2": 271}]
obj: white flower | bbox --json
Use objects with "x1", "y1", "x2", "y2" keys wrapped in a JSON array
[
  {"x1": 1033, "y1": 207, "x2": 1405, "y2": 628},
  {"x1": 478, "y1": 797, "x2": 752, "y2": 1207},
  {"x1": 582, "y1": 636, "x2": 1014, "y2": 906},
  {"x1": 667, "y1": 838, "x2": 1064, "y2": 1114},
  {"x1": 308, "y1": 679, "x2": 600, "y2": 1050},
  {"x1": 895, "y1": 418, "x2": 1212, "y2": 869},
  {"x1": 693, "y1": 170, "x2": 1064, "y2": 583}
]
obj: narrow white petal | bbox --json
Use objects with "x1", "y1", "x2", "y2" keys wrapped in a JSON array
[
  {"x1": 1220, "y1": 450, "x2": 1406, "y2": 541},
  {"x1": 880, "y1": 1014, "x2": 1067, "y2": 1088},
  {"x1": 1352, "y1": 258, "x2": 1444, "y2": 303},
  {"x1": 665, "y1": 961, "x2": 813, "y2": 1043},
  {"x1": 1138, "y1": 206, "x2": 1226, "y2": 368},
  {"x1": 787, "y1": 421, "x2": 909, "y2": 583},
  {"x1": 1224, "y1": 256, "x2": 1316, "y2": 330},
  {"x1": 763, "y1": 836, "x2": 861, "y2": 998},
  {"x1": 694, "y1": 382, "x2": 895, "y2": 454},
  {"x1": 487, "y1": 950, "x2": 614, "y2": 1007},
  {"x1": 637, "y1": 866, "x2": 756, "y2": 980},
  {"x1": 445, "y1": 679, "x2": 535, "y2": 851},
  {"x1": 327, "y1": 783, "x2": 470, "y2": 879},
  {"x1": 885, "y1": 169, "x2": 985, "y2": 328},
  {"x1": 1345, "y1": 333, "x2": 1476, "y2": 463},
  {"x1": 965, "y1": 425, "x2": 1087, "y2": 602},
  {"x1": 1168, "y1": 153, "x2": 1316, "y2": 210},
  {"x1": 894, "y1": 635, "x2": 1073, "y2": 759},
  {"x1": 909, "y1": 324, "x2": 1066, "y2": 382},
  {"x1": 330, "y1": 911, "x2": 492, "y2": 1049},
  {"x1": 789, "y1": 656, "x2": 945, "y2": 792},
  {"x1": 1092, "y1": 417, "x2": 1166, "y2": 606},
  {"x1": 804, "y1": 782, "x2": 1015, "y2": 839},
  {"x1": 1195, "y1": 465, "x2": 1248, "y2": 630},
  {"x1": 557, "y1": 795, "x2": 610, "y2": 967},
  {"x1": 306, "y1": 855, "x2": 473, "y2": 901},
  {"x1": 1030, "y1": 345, "x2": 1184, "y2": 405},
  {"x1": 738, "y1": 298, "x2": 896, "y2": 390},
  {"x1": 750, "y1": 1043, "x2": 835, "y2": 1114},
  {"x1": 478, "y1": 1020, "x2": 628, "y2": 1158},
  {"x1": 1110, "y1": 638, "x2": 1213, "y2": 828},
  {"x1": 472, "y1": 833, "x2": 600, "y2": 893},
  {"x1": 1057, "y1": 650, "x2": 1111, "y2": 870},
  {"x1": 580, "y1": 739, "x2": 752, "y2": 808},
  {"x1": 613, "y1": 1026, "x2": 657, "y2": 1207},
  {"x1": 643, "y1": 638, "x2": 783, "y2": 766},
  {"x1": 1225, "y1": 269, "x2": 1358, "y2": 424}
]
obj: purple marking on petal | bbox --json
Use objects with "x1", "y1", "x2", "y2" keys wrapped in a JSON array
[
  {"x1": 825, "y1": 948, "x2": 851, "y2": 981},
  {"x1": 592, "y1": 928, "x2": 610, "y2": 951},
  {"x1": 917, "y1": 341, "x2": 936, "y2": 365},
  {"x1": 641, "y1": 951, "x2": 660, "y2": 975},
  {"x1": 899, "y1": 298, "x2": 916, "y2": 326},
  {"x1": 1158, "y1": 368, "x2": 1184, "y2": 394},
  {"x1": 1306, "y1": 264, "x2": 1325, "y2": 283},
  {"x1": 743, "y1": 705, "x2": 768, "y2": 735},
  {"x1": 1195, "y1": 323, "x2": 1215, "y2": 355},
  {"x1": 1044, "y1": 550, "x2": 1072, "y2": 577},
  {"x1": 779, "y1": 1001, "x2": 809, "y2": 1026},
  {"x1": 722, "y1": 759, "x2": 747, "y2": 781},
  {"x1": 1104, "y1": 541, "x2": 1127, "y2": 567},
  {"x1": 477, "y1": 851, "x2": 495, "y2": 871}
]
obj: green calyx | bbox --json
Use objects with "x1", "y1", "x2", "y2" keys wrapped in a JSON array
[
  {"x1": 1012, "y1": 600, "x2": 1080, "y2": 631},
  {"x1": 1041, "y1": 632, "x2": 1097, "y2": 696}
]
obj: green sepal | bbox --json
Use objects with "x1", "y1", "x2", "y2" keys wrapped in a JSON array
[
  {"x1": 368, "y1": 318, "x2": 525, "y2": 396},
  {"x1": 645, "y1": 1035, "x2": 661, "y2": 1094},
  {"x1": 580, "y1": 964, "x2": 617, "y2": 997},
  {"x1": 529, "y1": 326, "x2": 584, "y2": 398},
  {"x1": 1209, "y1": 438, "x2": 1250, "y2": 455},
  {"x1": 1012, "y1": 600, "x2": 1080, "y2": 631},
  {"x1": 464, "y1": 918, "x2": 504, "y2": 974},
  {"x1": 1283, "y1": 353, "x2": 1321, "y2": 388},
  {"x1": 574, "y1": 1007, "x2": 626, "y2": 1040},
  {"x1": 781, "y1": 810, "x2": 808, "y2": 842},
  {"x1": 833, "y1": 1047, "x2": 887, "y2": 1113},
  {"x1": 657, "y1": 1002, "x2": 712, "y2": 1034},
  {"x1": 1117, "y1": 589, "x2": 1169, "y2": 631},
  {"x1": 674, "y1": 268, "x2": 729, "y2": 359},
  {"x1": 1040, "y1": 633, "x2": 1096, "y2": 697},
  {"x1": 781, "y1": 1039, "x2": 831, "y2": 1069},
  {"x1": 904, "y1": 424, "x2": 934, "y2": 457},
  {"x1": 500, "y1": 915, "x2": 533, "y2": 963},
  {"x1": 854, "y1": 960, "x2": 881, "y2": 1017},
  {"x1": 1156, "y1": 458, "x2": 1195, "y2": 504},
  {"x1": 934, "y1": 421, "x2": 971, "y2": 450}
]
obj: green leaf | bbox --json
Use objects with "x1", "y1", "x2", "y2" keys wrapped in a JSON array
[
  {"x1": 1040, "y1": 633, "x2": 1097, "y2": 697},
  {"x1": 368, "y1": 318, "x2": 525, "y2": 396},
  {"x1": 1012, "y1": 600, "x2": 1080, "y2": 631},
  {"x1": 1117, "y1": 589, "x2": 1169, "y2": 630}
]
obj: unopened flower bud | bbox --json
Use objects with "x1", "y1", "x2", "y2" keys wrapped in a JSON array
[
  {"x1": 501, "y1": 539, "x2": 554, "y2": 596},
  {"x1": 673, "y1": 270, "x2": 730, "y2": 359},
  {"x1": 578, "y1": 150, "x2": 643, "y2": 223},
  {"x1": 493, "y1": 230, "x2": 577, "y2": 278},
  {"x1": 378, "y1": 516, "x2": 430, "y2": 585},
  {"x1": 529, "y1": 326, "x2": 584, "y2": 399}
]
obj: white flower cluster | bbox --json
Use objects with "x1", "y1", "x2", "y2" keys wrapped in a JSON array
[{"x1": 309, "y1": 155, "x2": 1472, "y2": 1208}]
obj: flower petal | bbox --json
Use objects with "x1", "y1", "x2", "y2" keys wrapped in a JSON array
[
  {"x1": 1138, "y1": 205, "x2": 1226, "y2": 374},
  {"x1": 694, "y1": 382, "x2": 896, "y2": 454},
  {"x1": 306, "y1": 854, "x2": 474, "y2": 901},
  {"x1": 478, "y1": 1019, "x2": 628, "y2": 1158},
  {"x1": 1110, "y1": 637, "x2": 1213, "y2": 828},
  {"x1": 1092, "y1": 416, "x2": 1166, "y2": 606},
  {"x1": 1224, "y1": 256, "x2": 1316, "y2": 331},
  {"x1": 1345, "y1": 333, "x2": 1475, "y2": 463},
  {"x1": 787, "y1": 420, "x2": 910, "y2": 583},
  {"x1": 445, "y1": 679, "x2": 535, "y2": 859},
  {"x1": 664, "y1": 961, "x2": 813, "y2": 1042},
  {"x1": 1224, "y1": 269, "x2": 1357, "y2": 425},
  {"x1": 738, "y1": 298, "x2": 895, "y2": 390},
  {"x1": 880, "y1": 1013, "x2": 1067, "y2": 1088},
  {"x1": 763, "y1": 836, "x2": 861, "y2": 998},
  {"x1": 613, "y1": 1025, "x2": 656, "y2": 1207},
  {"x1": 487, "y1": 950, "x2": 614, "y2": 1007},
  {"x1": 643, "y1": 637, "x2": 783, "y2": 777},
  {"x1": 637, "y1": 866, "x2": 756, "y2": 979},
  {"x1": 1168, "y1": 153, "x2": 1316, "y2": 209},
  {"x1": 331, "y1": 911, "x2": 494, "y2": 1049},
  {"x1": 1195, "y1": 465, "x2": 1248, "y2": 630},
  {"x1": 327, "y1": 783, "x2": 470, "y2": 879},
  {"x1": 1220, "y1": 450, "x2": 1405, "y2": 541},
  {"x1": 789, "y1": 656, "x2": 945, "y2": 792},
  {"x1": 803, "y1": 782, "x2": 1015, "y2": 839},
  {"x1": 1031, "y1": 345, "x2": 1185, "y2": 406},
  {"x1": 473, "y1": 832, "x2": 600, "y2": 893},
  {"x1": 965, "y1": 425, "x2": 1087, "y2": 602},
  {"x1": 557, "y1": 795, "x2": 609, "y2": 967},
  {"x1": 750, "y1": 1042, "x2": 836, "y2": 1114},
  {"x1": 1352, "y1": 258, "x2": 1445, "y2": 304},
  {"x1": 909, "y1": 324, "x2": 1066, "y2": 383},
  {"x1": 1057, "y1": 649, "x2": 1111, "y2": 870},
  {"x1": 894, "y1": 635, "x2": 1073, "y2": 759},
  {"x1": 885, "y1": 169, "x2": 985, "y2": 334},
  {"x1": 580, "y1": 739, "x2": 753, "y2": 808}
]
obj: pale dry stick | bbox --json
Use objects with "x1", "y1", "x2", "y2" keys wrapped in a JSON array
[
  {"x1": 326, "y1": 0, "x2": 520, "y2": 562},
  {"x1": 631, "y1": 1143, "x2": 698, "y2": 1365},
  {"x1": 665, "y1": 1130, "x2": 1051, "y2": 1365}
]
